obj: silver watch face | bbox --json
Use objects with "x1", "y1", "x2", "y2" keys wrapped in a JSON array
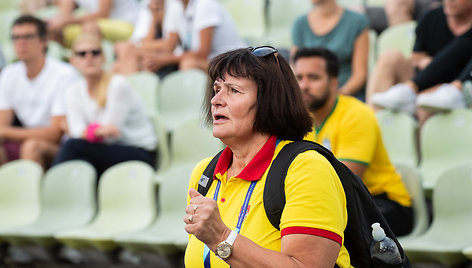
[{"x1": 216, "y1": 242, "x2": 232, "y2": 259}]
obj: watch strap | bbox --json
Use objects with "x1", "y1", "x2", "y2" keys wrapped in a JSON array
[{"x1": 226, "y1": 229, "x2": 238, "y2": 246}]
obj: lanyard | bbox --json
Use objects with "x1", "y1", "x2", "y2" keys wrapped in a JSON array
[{"x1": 203, "y1": 180, "x2": 257, "y2": 268}]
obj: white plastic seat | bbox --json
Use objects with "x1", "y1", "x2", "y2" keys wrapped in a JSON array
[
  {"x1": 419, "y1": 109, "x2": 472, "y2": 196},
  {"x1": 376, "y1": 21, "x2": 416, "y2": 59},
  {"x1": 0, "y1": 160, "x2": 43, "y2": 231},
  {"x1": 0, "y1": 161, "x2": 97, "y2": 247},
  {"x1": 158, "y1": 69, "x2": 208, "y2": 132},
  {"x1": 114, "y1": 164, "x2": 195, "y2": 254},
  {"x1": 376, "y1": 110, "x2": 418, "y2": 167},
  {"x1": 395, "y1": 163, "x2": 429, "y2": 240},
  {"x1": 401, "y1": 163, "x2": 472, "y2": 266},
  {"x1": 54, "y1": 161, "x2": 157, "y2": 251}
]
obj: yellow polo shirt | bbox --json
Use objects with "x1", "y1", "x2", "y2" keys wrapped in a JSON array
[
  {"x1": 305, "y1": 95, "x2": 411, "y2": 207},
  {"x1": 184, "y1": 136, "x2": 351, "y2": 268}
]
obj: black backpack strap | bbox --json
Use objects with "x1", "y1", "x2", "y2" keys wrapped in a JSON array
[
  {"x1": 263, "y1": 141, "x2": 318, "y2": 230},
  {"x1": 197, "y1": 150, "x2": 224, "y2": 197}
]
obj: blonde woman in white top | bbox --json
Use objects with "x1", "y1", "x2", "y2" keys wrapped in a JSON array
[{"x1": 53, "y1": 33, "x2": 157, "y2": 175}]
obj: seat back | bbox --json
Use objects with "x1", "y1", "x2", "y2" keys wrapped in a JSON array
[
  {"x1": 377, "y1": 21, "x2": 416, "y2": 59},
  {"x1": 221, "y1": 0, "x2": 266, "y2": 45},
  {"x1": 0, "y1": 160, "x2": 43, "y2": 228},
  {"x1": 171, "y1": 117, "x2": 223, "y2": 164},
  {"x1": 36, "y1": 160, "x2": 97, "y2": 229},
  {"x1": 419, "y1": 109, "x2": 472, "y2": 193},
  {"x1": 265, "y1": 0, "x2": 311, "y2": 48},
  {"x1": 395, "y1": 163, "x2": 429, "y2": 238},
  {"x1": 376, "y1": 110, "x2": 418, "y2": 167},
  {"x1": 91, "y1": 161, "x2": 156, "y2": 231},
  {"x1": 127, "y1": 72, "x2": 169, "y2": 170},
  {"x1": 428, "y1": 163, "x2": 472, "y2": 241},
  {"x1": 127, "y1": 71, "x2": 159, "y2": 115},
  {"x1": 158, "y1": 69, "x2": 208, "y2": 132}
]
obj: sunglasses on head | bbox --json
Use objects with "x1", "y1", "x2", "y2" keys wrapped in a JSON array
[
  {"x1": 74, "y1": 49, "x2": 102, "y2": 57},
  {"x1": 251, "y1": 45, "x2": 280, "y2": 66}
]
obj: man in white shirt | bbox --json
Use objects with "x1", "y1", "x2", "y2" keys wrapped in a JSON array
[{"x1": 0, "y1": 15, "x2": 78, "y2": 168}]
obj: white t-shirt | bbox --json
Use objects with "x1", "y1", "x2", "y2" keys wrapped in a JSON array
[
  {"x1": 66, "y1": 74, "x2": 157, "y2": 151},
  {"x1": 76, "y1": 0, "x2": 140, "y2": 24},
  {"x1": 0, "y1": 57, "x2": 79, "y2": 128},
  {"x1": 164, "y1": 0, "x2": 245, "y2": 59}
]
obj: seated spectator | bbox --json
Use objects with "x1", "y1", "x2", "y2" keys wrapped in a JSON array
[
  {"x1": 291, "y1": 0, "x2": 369, "y2": 101},
  {"x1": 294, "y1": 47, "x2": 413, "y2": 236},
  {"x1": 53, "y1": 33, "x2": 157, "y2": 176},
  {"x1": 0, "y1": 15, "x2": 79, "y2": 168},
  {"x1": 140, "y1": 0, "x2": 245, "y2": 72},
  {"x1": 369, "y1": 0, "x2": 472, "y2": 120},
  {"x1": 113, "y1": 0, "x2": 176, "y2": 77},
  {"x1": 47, "y1": 0, "x2": 140, "y2": 47}
]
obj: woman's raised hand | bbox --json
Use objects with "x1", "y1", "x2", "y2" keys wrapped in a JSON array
[{"x1": 184, "y1": 188, "x2": 231, "y2": 251}]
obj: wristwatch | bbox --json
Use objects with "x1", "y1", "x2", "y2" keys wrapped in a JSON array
[{"x1": 215, "y1": 230, "x2": 238, "y2": 260}]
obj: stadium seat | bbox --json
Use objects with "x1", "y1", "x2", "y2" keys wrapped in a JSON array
[
  {"x1": 54, "y1": 161, "x2": 157, "y2": 251},
  {"x1": 114, "y1": 163, "x2": 195, "y2": 254},
  {"x1": 419, "y1": 109, "x2": 472, "y2": 196},
  {"x1": 376, "y1": 109, "x2": 418, "y2": 167},
  {"x1": 0, "y1": 160, "x2": 43, "y2": 231},
  {"x1": 264, "y1": 0, "x2": 311, "y2": 49},
  {"x1": 101, "y1": 39, "x2": 115, "y2": 71},
  {"x1": 401, "y1": 163, "x2": 472, "y2": 266},
  {"x1": 127, "y1": 72, "x2": 170, "y2": 170},
  {"x1": 0, "y1": 9, "x2": 20, "y2": 44},
  {"x1": 127, "y1": 71, "x2": 159, "y2": 115},
  {"x1": 0, "y1": 161, "x2": 97, "y2": 247},
  {"x1": 171, "y1": 117, "x2": 223, "y2": 165},
  {"x1": 368, "y1": 29, "x2": 377, "y2": 75},
  {"x1": 158, "y1": 69, "x2": 208, "y2": 132},
  {"x1": 395, "y1": 163, "x2": 429, "y2": 240},
  {"x1": 221, "y1": 0, "x2": 266, "y2": 45},
  {"x1": 376, "y1": 21, "x2": 416, "y2": 59},
  {"x1": 0, "y1": 0, "x2": 19, "y2": 11}
]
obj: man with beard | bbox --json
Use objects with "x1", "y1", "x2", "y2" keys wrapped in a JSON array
[{"x1": 293, "y1": 47, "x2": 413, "y2": 237}]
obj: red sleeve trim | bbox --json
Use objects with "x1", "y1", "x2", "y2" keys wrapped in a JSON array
[{"x1": 281, "y1": 226, "x2": 342, "y2": 245}]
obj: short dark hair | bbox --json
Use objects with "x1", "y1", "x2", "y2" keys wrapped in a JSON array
[
  {"x1": 293, "y1": 48, "x2": 340, "y2": 78},
  {"x1": 12, "y1": 15, "x2": 48, "y2": 40},
  {"x1": 203, "y1": 47, "x2": 313, "y2": 141}
]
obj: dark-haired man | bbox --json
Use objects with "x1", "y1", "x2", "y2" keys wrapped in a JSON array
[
  {"x1": 0, "y1": 15, "x2": 78, "y2": 168},
  {"x1": 293, "y1": 47, "x2": 413, "y2": 237}
]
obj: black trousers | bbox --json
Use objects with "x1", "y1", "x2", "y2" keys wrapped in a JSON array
[
  {"x1": 53, "y1": 138, "x2": 156, "y2": 177},
  {"x1": 373, "y1": 193, "x2": 414, "y2": 237}
]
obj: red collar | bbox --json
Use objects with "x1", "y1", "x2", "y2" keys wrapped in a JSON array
[{"x1": 214, "y1": 136, "x2": 277, "y2": 181}]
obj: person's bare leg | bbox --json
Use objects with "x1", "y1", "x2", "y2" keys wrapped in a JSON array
[
  {"x1": 179, "y1": 54, "x2": 208, "y2": 71},
  {"x1": 113, "y1": 42, "x2": 140, "y2": 75},
  {"x1": 20, "y1": 138, "x2": 59, "y2": 169},
  {"x1": 366, "y1": 50, "x2": 414, "y2": 106}
]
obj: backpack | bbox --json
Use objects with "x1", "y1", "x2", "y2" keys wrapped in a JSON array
[{"x1": 198, "y1": 140, "x2": 411, "y2": 268}]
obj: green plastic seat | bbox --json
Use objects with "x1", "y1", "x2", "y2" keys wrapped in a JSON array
[
  {"x1": 0, "y1": 160, "x2": 43, "y2": 231},
  {"x1": 376, "y1": 21, "x2": 416, "y2": 59},
  {"x1": 419, "y1": 109, "x2": 472, "y2": 196},
  {"x1": 376, "y1": 110, "x2": 418, "y2": 167},
  {"x1": 221, "y1": 0, "x2": 266, "y2": 45},
  {"x1": 395, "y1": 163, "x2": 429, "y2": 240},
  {"x1": 54, "y1": 161, "x2": 157, "y2": 251},
  {"x1": 0, "y1": 161, "x2": 97, "y2": 247},
  {"x1": 0, "y1": 9, "x2": 20, "y2": 44},
  {"x1": 127, "y1": 72, "x2": 170, "y2": 170},
  {"x1": 264, "y1": 0, "x2": 311, "y2": 48},
  {"x1": 127, "y1": 71, "x2": 159, "y2": 115},
  {"x1": 114, "y1": 163, "x2": 195, "y2": 254},
  {"x1": 158, "y1": 69, "x2": 208, "y2": 132},
  {"x1": 368, "y1": 29, "x2": 377, "y2": 75},
  {"x1": 171, "y1": 117, "x2": 223, "y2": 166},
  {"x1": 401, "y1": 163, "x2": 472, "y2": 266}
]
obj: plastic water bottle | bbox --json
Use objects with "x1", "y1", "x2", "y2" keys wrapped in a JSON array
[{"x1": 370, "y1": 222, "x2": 403, "y2": 265}]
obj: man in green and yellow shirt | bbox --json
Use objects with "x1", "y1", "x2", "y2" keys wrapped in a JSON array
[{"x1": 293, "y1": 47, "x2": 413, "y2": 236}]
